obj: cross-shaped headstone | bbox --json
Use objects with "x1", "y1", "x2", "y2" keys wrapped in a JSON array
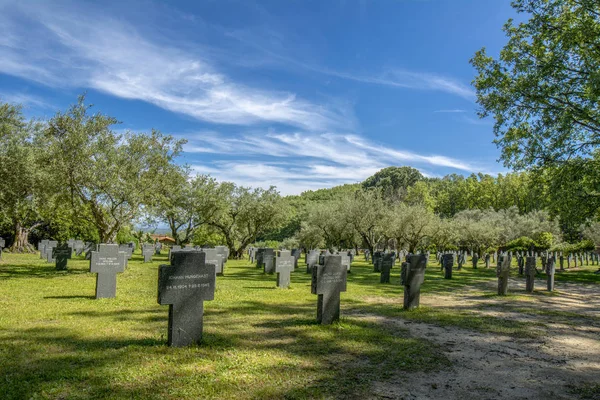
[
  {"x1": 45, "y1": 241, "x2": 58, "y2": 263},
  {"x1": 373, "y1": 251, "x2": 383, "y2": 272},
  {"x1": 472, "y1": 254, "x2": 479, "y2": 269},
  {"x1": 525, "y1": 256, "x2": 537, "y2": 293},
  {"x1": 496, "y1": 253, "x2": 511, "y2": 295},
  {"x1": 155, "y1": 242, "x2": 162, "y2": 255},
  {"x1": 441, "y1": 253, "x2": 454, "y2": 280},
  {"x1": 401, "y1": 254, "x2": 427, "y2": 310},
  {"x1": 84, "y1": 242, "x2": 96, "y2": 260},
  {"x1": 119, "y1": 244, "x2": 133, "y2": 260},
  {"x1": 90, "y1": 244, "x2": 127, "y2": 298},
  {"x1": 53, "y1": 243, "x2": 72, "y2": 270},
  {"x1": 306, "y1": 250, "x2": 319, "y2": 273},
  {"x1": 291, "y1": 248, "x2": 301, "y2": 268},
  {"x1": 202, "y1": 248, "x2": 224, "y2": 275},
  {"x1": 380, "y1": 253, "x2": 395, "y2": 283},
  {"x1": 276, "y1": 250, "x2": 294, "y2": 288},
  {"x1": 142, "y1": 244, "x2": 154, "y2": 263},
  {"x1": 546, "y1": 256, "x2": 556, "y2": 291},
  {"x1": 157, "y1": 251, "x2": 216, "y2": 347},
  {"x1": 215, "y1": 246, "x2": 229, "y2": 264},
  {"x1": 263, "y1": 248, "x2": 275, "y2": 274},
  {"x1": 339, "y1": 251, "x2": 351, "y2": 273},
  {"x1": 311, "y1": 255, "x2": 347, "y2": 324},
  {"x1": 256, "y1": 248, "x2": 265, "y2": 268}
]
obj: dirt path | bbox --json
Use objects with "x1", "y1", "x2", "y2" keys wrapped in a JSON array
[{"x1": 360, "y1": 277, "x2": 600, "y2": 399}]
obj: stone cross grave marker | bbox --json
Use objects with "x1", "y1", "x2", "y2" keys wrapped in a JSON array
[
  {"x1": 485, "y1": 253, "x2": 491, "y2": 268},
  {"x1": 256, "y1": 248, "x2": 265, "y2": 268},
  {"x1": 169, "y1": 245, "x2": 182, "y2": 261},
  {"x1": 525, "y1": 256, "x2": 537, "y2": 293},
  {"x1": 306, "y1": 250, "x2": 319, "y2": 273},
  {"x1": 45, "y1": 241, "x2": 58, "y2": 263},
  {"x1": 53, "y1": 243, "x2": 72, "y2": 270},
  {"x1": 155, "y1": 242, "x2": 162, "y2": 255},
  {"x1": 339, "y1": 251, "x2": 351, "y2": 273},
  {"x1": 401, "y1": 254, "x2": 427, "y2": 310},
  {"x1": 215, "y1": 246, "x2": 229, "y2": 265},
  {"x1": 119, "y1": 244, "x2": 133, "y2": 260},
  {"x1": 84, "y1": 242, "x2": 96, "y2": 260},
  {"x1": 292, "y1": 248, "x2": 301, "y2": 268},
  {"x1": 263, "y1": 248, "x2": 275, "y2": 274},
  {"x1": 276, "y1": 250, "x2": 294, "y2": 288},
  {"x1": 203, "y1": 248, "x2": 224, "y2": 275},
  {"x1": 39, "y1": 239, "x2": 49, "y2": 259},
  {"x1": 496, "y1": 253, "x2": 511, "y2": 295},
  {"x1": 441, "y1": 253, "x2": 454, "y2": 280},
  {"x1": 158, "y1": 251, "x2": 216, "y2": 347},
  {"x1": 249, "y1": 247, "x2": 256, "y2": 263},
  {"x1": 472, "y1": 253, "x2": 479, "y2": 269},
  {"x1": 546, "y1": 256, "x2": 556, "y2": 291},
  {"x1": 90, "y1": 244, "x2": 127, "y2": 298},
  {"x1": 142, "y1": 244, "x2": 154, "y2": 263},
  {"x1": 380, "y1": 253, "x2": 395, "y2": 283},
  {"x1": 373, "y1": 251, "x2": 383, "y2": 272},
  {"x1": 72, "y1": 240, "x2": 84, "y2": 256},
  {"x1": 311, "y1": 255, "x2": 347, "y2": 324}
]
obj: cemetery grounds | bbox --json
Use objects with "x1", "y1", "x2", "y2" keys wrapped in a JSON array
[{"x1": 0, "y1": 252, "x2": 599, "y2": 400}]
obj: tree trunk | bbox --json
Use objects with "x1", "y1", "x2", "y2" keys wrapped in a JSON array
[{"x1": 11, "y1": 222, "x2": 35, "y2": 253}]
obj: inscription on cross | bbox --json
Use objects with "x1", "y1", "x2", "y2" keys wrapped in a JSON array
[
  {"x1": 311, "y1": 255, "x2": 347, "y2": 324},
  {"x1": 158, "y1": 251, "x2": 216, "y2": 347},
  {"x1": 90, "y1": 244, "x2": 127, "y2": 298},
  {"x1": 276, "y1": 250, "x2": 294, "y2": 288}
]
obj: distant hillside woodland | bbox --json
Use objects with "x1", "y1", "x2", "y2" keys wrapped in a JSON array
[{"x1": 1, "y1": 97, "x2": 599, "y2": 258}]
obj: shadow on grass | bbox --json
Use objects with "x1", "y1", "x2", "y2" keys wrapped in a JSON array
[
  {"x1": 0, "y1": 263, "x2": 89, "y2": 279},
  {"x1": 44, "y1": 295, "x2": 95, "y2": 300}
]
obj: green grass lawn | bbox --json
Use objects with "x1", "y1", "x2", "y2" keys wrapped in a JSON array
[{"x1": 0, "y1": 252, "x2": 597, "y2": 399}]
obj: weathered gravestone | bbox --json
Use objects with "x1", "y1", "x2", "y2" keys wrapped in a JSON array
[
  {"x1": 256, "y1": 248, "x2": 265, "y2": 268},
  {"x1": 215, "y1": 246, "x2": 229, "y2": 264},
  {"x1": 119, "y1": 244, "x2": 133, "y2": 260},
  {"x1": 203, "y1": 248, "x2": 224, "y2": 275},
  {"x1": 39, "y1": 239, "x2": 49, "y2": 259},
  {"x1": 249, "y1": 247, "x2": 256, "y2": 263},
  {"x1": 525, "y1": 256, "x2": 537, "y2": 293},
  {"x1": 457, "y1": 252, "x2": 465, "y2": 270},
  {"x1": 54, "y1": 243, "x2": 72, "y2": 270},
  {"x1": 84, "y1": 242, "x2": 96, "y2": 260},
  {"x1": 485, "y1": 253, "x2": 491, "y2": 268},
  {"x1": 339, "y1": 251, "x2": 352, "y2": 273},
  {"x1": 441, "y1": 253, "x2": 454, "y2": 280},
  {"x1": 291, "y1": 248, "x2": 301, "y2": 268},
  {"x1": 306, "y1": 250, "x2": 319, "y2": 273},
  {"x1": 155, "y1": 242, "x2": 162, "y2": 255},
  {"x1": 90, "y1": 244, "x2": 127, "y2": 298},
  {"x1": 373, "y1": 251, "x2": 383, "y2": 272},
  {"x1": 559, "y1": 253, "x2": 565, "y2": 271},
  {"x1": 401, "y1": 254, "x2": 427, "y2": 310},
  {"x1": 263, "y1": 248, "x2": 275, "y2": 274},
  {"x1": 546, "y1": 257, "x2": 556, "y2": 291},
  {"x1": 157, "y1": 251, "x2": 216, "y2": 347},
  {"x1": 276, "y1": 251, "x2": 294, "y2": 288},
  {"x1": 380, "y1": 253, "x2": 395, "y2": 283},
  {"x1": 496, "y1": 253, "x2": 511, "y2": 295},
  {"x1": 142, "y1": 244, "x2": 154, "y2": 263},
  {"x1": 311, "y1": 255, "x2": 347, "y2": 324},
  {"x1": 472, "y1": 253, "x2": 479, "y2": 269},
  {"x1": 45, "y1": 241, "x2": 58, "y2": 263},
  {"x1": 518, "y1": 255, "x2": 525, "y2": 275},
  {"x1": 169, "y1": 245, "x2": 182, "y2": 261}
]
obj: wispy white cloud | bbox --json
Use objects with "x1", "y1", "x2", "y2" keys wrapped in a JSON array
[
  {"x1": 0, "y1": 2, "x2": 353, "y2": 132},
  {"x1": 183, "y1": 131, "x2": 486, "y2": 195},
  {"x1": 434, "y1": 109, "x2": 467, "y2": 113},
  {"x1": 0, "y1": 92, "x2": 53, "y2": 109}
]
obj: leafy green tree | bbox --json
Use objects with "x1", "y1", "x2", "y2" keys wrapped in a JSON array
[
  {"x1": 43, "y1": 96, "x2": 184, "y2": 243},
  {"x1": 0, "y1": 102, "x2": 51, "y2": 251},
  {"x1": 388, "y1": 204, "x2": 436, "y2": 253},
  {"x1": 341, "y1": 190, "x2": 389, "y2": 256},
  {"x1": 362, "y1": 166, "x2": 423, "y2": 199},
  {"x1": 472, "y1": 0, "x2": 600, "y2": 170}
]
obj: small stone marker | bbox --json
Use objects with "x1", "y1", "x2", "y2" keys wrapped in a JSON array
[
  {"x1": 472, "y1": 254, "x2": 479, "y2": 269},
  {"x1": 203, "y1": 248, "x2": 224, "y2": 275},
  {"x1": 311, "y1": 255, "x2": 347, "y2": 324},
  {"x1": 525, "y1": 256, "x2": 536, "y2": 293},
  {"x1": 306, "y1": 250, "x2": 319, "y2": 273},
  {"x1": 546, "y1": 257, "x2": 556, "y2": 291},
  {"x1": 142, "y1": 244, "x2": 154, "y2": 263},
  {"x1": 339, "y1": 251, "x2": 352, "y2": 273},
  {"x1": 401, "y1": 254, "x2": 427, "y2": 310},
  {"x1": 380, "y1": 253, "x2": 395, "y2": 283},
  {"x1": 496, "y1": 253, "x2": 511, "y2": 295},
  {"x1": 119, "y1": 244, "x2": 133, "y2": 260},
  {"x1": 485, "y1": 253, "x2": 491, "y2": 268},
  {"x1": 84, "y1": 242, "x2": 96, "y2": 260},
  {"x1": 157, "y1": 251, "x2": 216, "y2": 347},
  {"x1": 53, "y1": 243, "x2": 72, "y2": 270},
  {"x1": 256, "y1": 248, "x2": 265, "y2": 268},
  {"x1": 45, "y1": 241, "x2": 58, "y2": 263},
  {"x1": 292, "y1": 248, "x2": 301, "y2": 268},
  {"x1": 263, "y1": 248, "x2": 275, "y2": 274},
  {"x1": 155, "y1": 242, "x2": 162, "y2": 255},
  {"x1": 90, "y1": 244, "x2": 127, "y2": 298},
  {"x1": 39, "y1": 239, "x2": 49, "y2": 259},
  {"x1": 373, "y1": 251, "x2": 383, "y2": 272},
  {"x1": 276, "y1": 250, "x2": 294, "y2": 288},
  {"x1": 441, "y1": 253, "x2": 453, "y2": 280}
]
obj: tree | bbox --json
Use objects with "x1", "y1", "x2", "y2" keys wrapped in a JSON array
[
  {"x1": 362, "y1": 166, "x2": 423, "y2": 199},
  {"x1": 341, "y1": 190, "x2": 389, "y2": 255},
  {"x1": 206, "y1": 183, "x2": 286, "y2": 258},
  {"x1": 0, "y1": 102, "x2": 51, "y2": 252},
  {"x1": 471, "y1": 0, "x2": 600, "y2": 170},
  {"x1": 43, "y1": 96, "x2": 184, "y2": 243},
  {"x1": 389, "y1": 204, "x2": 436, "y2": 253}
]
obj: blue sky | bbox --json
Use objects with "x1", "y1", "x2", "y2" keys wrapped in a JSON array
[{"x1": 0, "y1": 0, "x2": 517, "y2": 195}]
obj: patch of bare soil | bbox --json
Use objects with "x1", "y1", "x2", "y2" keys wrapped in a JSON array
[{"x1": 362, "y1": 277, "x2": 600, "y2": 399}]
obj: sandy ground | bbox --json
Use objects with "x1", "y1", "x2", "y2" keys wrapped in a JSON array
[{"x1": 360, "y1": 276, "x2": 600, "y2": 399}]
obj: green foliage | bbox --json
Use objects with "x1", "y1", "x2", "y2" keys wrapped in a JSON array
[
  {"x1": 362, "y1": 166, "x2": 423, "y2": 199},
  {"x1": 116, "y1": 226, "x2": 136, "y2": 245},
  {"x1": 506, "y1": 236, "x2": 537, "y2": 252}
]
